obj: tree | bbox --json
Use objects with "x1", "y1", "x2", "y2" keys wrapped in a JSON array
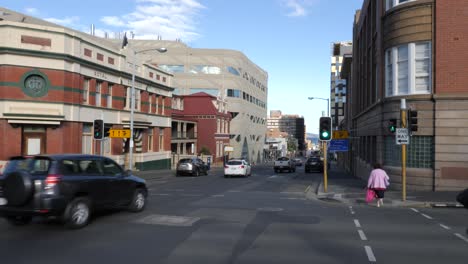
[{"x1": 287, "y1": 137, "x2": 298, "y2": 152}]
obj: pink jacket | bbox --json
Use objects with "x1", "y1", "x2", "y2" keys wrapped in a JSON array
[{"x1": 367, "y1": 168, "x2": 390, "y2": 189}]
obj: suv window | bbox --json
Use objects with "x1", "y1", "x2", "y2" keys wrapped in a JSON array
[
  {"x1": 61, "y1": 160, "x2": 80, "y2": 175},
  {"x1": 179, "y1": 159, "x2": 192, "y2": 164},
  {"x1": 227, "y1": 160, "x2": 242, "y2": 165},
  {"x1": 78, "y1": 160, "x2": 103, "y2": 175},
  {"x1": 277, "y1": 157, "x2": 289, "y2": 161},
  {"x1": 102, "y1": 159, "x2": 122, "y2": 176},
  {"x1": 4, "y1": 157, "x2": 51, "y2": 175}
]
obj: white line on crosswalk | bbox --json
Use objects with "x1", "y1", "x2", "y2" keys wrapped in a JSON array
[
  {"x1": 421, "y1": 213, "x2": 433, "y2": 220},
  {"x1": 354, "y1": 219, "x2": 361, "y2": 228},
  {"x1": 151, "y1": 193, "x2": 171, "y2": 196},
  {"x1": 358, "y1": 230, "x2": 367, "y2": 241},
  {"x1": 454, "y1": 233, "x2": 468, "y2": 243},
  {"x1": 439, "y1": 224, "x2": 451, "y2": 230},
  {"x1": 364, "y1": 246, "x2": 376, "y2": 262},
  {"x1": 410, "y1": 208, "x2": 419, "y2": 213}
]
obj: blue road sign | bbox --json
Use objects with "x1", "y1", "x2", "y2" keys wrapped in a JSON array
[{"x1": 328, "y1": 139, "x2": 349, "y2": 152}]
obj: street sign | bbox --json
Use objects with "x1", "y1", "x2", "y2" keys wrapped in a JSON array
[
  {"x1": 396, "y1": 128, "x2": 409, "y2": 145},
  {"x1": 224, "y1": 146, "x2": 234, "y2": 152},
  {"x1": 332, "y1": 130, "x2": 349, "y2": 139},
  {"x1": 328, "y1": 139, "x2": 349, "y2": 152},
  {"x1": 109, "y1": 129, "x2": 131, "y2": 138}
]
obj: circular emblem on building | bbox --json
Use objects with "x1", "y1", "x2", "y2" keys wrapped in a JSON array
[{"x1": 21, "y1": 70, "x2": 50, "y2": 98}]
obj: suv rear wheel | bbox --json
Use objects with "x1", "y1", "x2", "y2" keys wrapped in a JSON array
[{"x1": 63, "y1": 197, "x2": 91, "y2": 229}]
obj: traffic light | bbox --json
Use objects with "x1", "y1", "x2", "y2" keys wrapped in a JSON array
[
  {"x1": 388, "y1": 119, "x2": 397, "y2": 133},
  {"x1": 93, "y1": 119, "x2": 104, "y2": 140},
  {"x1": 319, "y1": 117, "x2": 332, "y2": 141},
  {"x1": 408, "y1": 109, "x2": 418, "y2": 133}
]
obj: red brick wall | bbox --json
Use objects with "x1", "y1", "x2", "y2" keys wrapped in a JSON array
[
  {"x1": 46, "y1": 122, "x2": 82, "y2": 154},
  {"x1": 436, "y1": 0, "x2": 468, "y2": 93},
  {"x1": 0, "y1": 120, "x2": 22, "y2": 160},
  {"x1": 197, "y1": 118, "x2": 217, "y2": 156}
]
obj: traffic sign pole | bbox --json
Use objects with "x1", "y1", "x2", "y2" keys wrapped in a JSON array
[{"x1": 401, "y1": 102, "x2": 407, "y2": 201}]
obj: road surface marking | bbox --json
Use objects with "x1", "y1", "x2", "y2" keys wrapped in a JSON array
[
  {"x1": 228, "y1": 190, "x2": 241, "y2": 192},
  {"x1": 211, "y1": 194, "x2": 225, "y2": 197},
  {"x1": 180, "y1": 194, "x2": 202, "y2": 197},
  {"x1": 304, "y1": 185, "x2": 311, "y2": 193},
  {"x1": 454, "y1": 233, "x2": 468, "y2": 243},
  {"x1": 268, "y1": 175, "x2": 277, "y2": 179},
  {"x1": 354, "y1": 219, "x2": 361, "y2": 228},
  {"x1": 151, "y1": 193, "x2": 171, "y2": 196},
  {"x1": 358, "y1": 230, "x2": 367, "y2": 241},
  {"x1": 364, "y1": 246, "x2": 376, "y2": 262},
  {"x1": 136, "y1": 214, "x2": 200, "y2": 226},
  {"x1": 421, "y1": 213, "x2": 433, "y2": 220},
  {"x1": 439, "y1": 224, "x2": 451, "y2": 230},
  {"x1": 280, "y1": 197, "x2": 307, "y2": 200},
  {"x1": 410, "y1": 208, "x2": 419, "y2": 213},
  {"x1": 280, "y1": 192, "x2": 303, "y2": 195}
]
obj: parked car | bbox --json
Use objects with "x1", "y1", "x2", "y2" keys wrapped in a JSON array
[
  {"x1": 176, "y1": 157, "x2": 209, "y2": 176},
  {"x1": 224, "y1": 159, "x2": 251, "y2": 178},
  {"x1": 293, "y1": 158, "x2": 303, "y2": 166},
  {"x1": 274, "y1": 157, "x2": 296, "y2": 173},
  {"x1": 305, "y1": 156, "x2": 324, "y2": 173},
  {"x1": 0, "y1": 154, "x2": 147, "y2": 229}
]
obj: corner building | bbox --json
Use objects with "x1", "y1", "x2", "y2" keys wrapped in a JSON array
[
  {"x1": 349, "y1": 0, "x2": 468, "y2": 190},
  {"x1": 0, "y1": 8, "x2": 174, "y2": 171}
]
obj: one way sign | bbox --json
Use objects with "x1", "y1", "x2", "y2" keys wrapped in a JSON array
[{"x1": 396, "y1": 128, "x2": 409, "y2": 145}]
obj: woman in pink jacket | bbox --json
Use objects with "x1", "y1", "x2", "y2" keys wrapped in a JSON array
[{"x1": 367, "y1": 163, "x2": 390, "y2": 207}]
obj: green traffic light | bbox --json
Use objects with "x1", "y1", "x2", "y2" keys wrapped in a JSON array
[
  {"x1": 389, "y1": 126, "x2": 396, "y2": 133},
  {"x1": 321, "y1": 131, "x2": 329, "y2": 139}
]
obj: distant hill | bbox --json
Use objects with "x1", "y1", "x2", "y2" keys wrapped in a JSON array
[{"x1": 306, "y1": 133, "x2": 319, "y2": 144}]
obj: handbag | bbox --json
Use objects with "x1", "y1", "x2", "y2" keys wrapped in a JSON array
[
  {"x1": 366, "y1": 189, "x2": 376, "y2": 203},
  {"x1": 456, "y1": 188, "x2": 468, "y2": 208}
]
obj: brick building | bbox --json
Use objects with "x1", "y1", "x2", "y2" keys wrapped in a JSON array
[
  {"x1": 0, "y1": 8, "x2": 174, "y2": 171},
  {"x1": 347, "y1": 0, "x2": 468, "y2": 190}
]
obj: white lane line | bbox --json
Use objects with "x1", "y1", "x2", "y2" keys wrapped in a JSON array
[
  {"x1": 211, "y1": 194, "x2": 225, "y2": 197},
  {"x1": 439, "y1": 224, "x2": 451, "y2": 230},
  {"x1": 410, "y1": 208, "x2": 419, "y2": 213},
  {"x1": 351, "y1": 211, "x2": 355, "y2": 215},
  {"x1": 421, "y1": 213, "x2": 433, "y2": 220},
  {"x1": 354, "y1": 219, "x2": 361, "y2": 228},
  {"x1": 454, "y1": 233, "x2": 468, "y2": 243},
  {"x1": 228, "y1": 190, "x2": 241, "y2": 193},
  {"x1": 364, "y1": 246, "x2": 377, "y2": 262},
  {"x1": 180, "y1": 194, "x2": 202, "y2": 197},
  {"x1": 280, "y1": 197, "x2": 307, "y2": 200},
  {"x1": 358, "y1": 230, "x2": 367, "y2": 241},
  {"x1": 151, "y1": 193, "x2": 170, "y2": 196}
]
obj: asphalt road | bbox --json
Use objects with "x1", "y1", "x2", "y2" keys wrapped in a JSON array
[{"x1": 1, "y1": 164, "x2": 467, "y2": 264}]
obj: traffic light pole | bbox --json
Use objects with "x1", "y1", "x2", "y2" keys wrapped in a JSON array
[
  {"x1": 401, "y1": 99, "x2": 407, "y2": 201},
  {"x1": 323, "y1": 141, "x2": 328, "y2": 193}
]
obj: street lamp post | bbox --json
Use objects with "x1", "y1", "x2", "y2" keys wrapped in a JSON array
[
  {"x1": 129, "y1": 47, "x2": 167, "y2": 171},
  {"x1": 308, "y1": 97, "x2": 330, "y2": 117}
]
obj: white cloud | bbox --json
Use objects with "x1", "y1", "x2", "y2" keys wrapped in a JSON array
[
  {"x1": 25, "y1": 7, "x2": 39, "y2": 16},
  {"x1": 100, "y1": 0, "x2": 205, "y2": 42},
  {"x1": 281, "y1": 0, "x2": 316, "y2": 17},
  {"x1": 44, "y1": 16, "x2": 81, "y2": 27}
]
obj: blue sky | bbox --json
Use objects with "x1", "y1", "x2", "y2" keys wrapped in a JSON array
[{"x1": 2, "y1": 0, "x2": 363, "y2": 134}]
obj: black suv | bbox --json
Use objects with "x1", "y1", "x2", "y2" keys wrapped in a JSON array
[
  {"x1": 176, "y1": 158, "x2": 209, "y2": 176},
  {"x1": 0, "y1": 154, "x2": 147, "y2": 229}
]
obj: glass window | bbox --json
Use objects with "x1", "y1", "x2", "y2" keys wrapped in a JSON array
[
  {"x1": 79, "y1": 160, "x2": 103, "y2": 175},
  {"x1": 96, "y1": 81, "x2": 102, "y2": 107},
  {"x1": 107, "y1": 84, "x2": 113, "y2": 108},
  {"x1": 61, "y1": 160, "x2": 79, "y2": 175},
  {"x1": 191, "y1": 65, "x2": 221, "y2": 74},
  {"x1": 148, "y1": 128, "x2": 154, "y2": 151},
  {"x1": 227, "y1": 66, "x2": 240, "y2": 76},
  {"x1": 397, "y1": 45, "x2": 409, "y2": 94},
  {"x1": 190, "y1": 88, "x2": 218, "y2": 96},
  {"x1": 386, "y1": 0, "x2": 414, "y2": 10},
  {"x1": 159, "y1": 128, "x2": 165, "y2": 151},
  {"x1": 82, "y1": 123, "x2": 92, "y2": 154},
  {"x1": 159, "y1": 65, "x2": 184, "y2": 73},
  {"x1": 386, "y1": 50, "x2": 393, "y2": 96},
  {"x1": 415, "y1": 42, "x2": 431, "y2": 92},
  {"x1": 83, "y1": 78, "x2": 90, "y2": 103},
  {"x1": 102, "y1": 159, "x2": 122, "y2": 176}
]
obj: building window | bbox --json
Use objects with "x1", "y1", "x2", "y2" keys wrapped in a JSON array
[
  {"x1": 227, "y1": 66, "x2": 240, "y2": 76},
  {"x1": 386, "y1": 0, "x2": 414, "y2": 10},
  {"x1": 107, "y1": 84, "x2": 113, "y2": 108},
  {"x1": 385, "y1": 42, "x2": 432, "y2": 97},
  {"x1": 159, "y1": 128, "x2": 164, "y2": 151},
  {"x1": 155, "y1": 95, "x2": 159, "y2": 114},
  {"x1": 136, "y1": 90, "x2": 142, "y2": 111},
  {"x1": 82, "y1": 124, "x2": 92, "y2": 154},
  {"x1": 83, "y1": 78, "x2": 90, "y2": 103},
  {"x1": 161, "y1": 97, "x2": 165, "y2": 115},
  {"x1": 148, "y1": 94, "x2": 152, "y2": 113},
  {"x1": 149, "y1": 72, "x2": 154, "y2": 78},
  {"x1": 108, "y1": 57, "x2": 115, "y2": 65},
  {"x1": 148, "y1": 128, "x2": 154, "y2": 151},
  {"x1": 97, "y1": 53, "x2": 104, "y2": 61},
  {"x1": 84, "y1": 48, "x2": 92, "y2": 57},
  {"x1": 158, "y1": 65, "x2": 184, "y2": 73},
  {"x1": 96, "y1": 81, "x2": 102, "y2": 107}
]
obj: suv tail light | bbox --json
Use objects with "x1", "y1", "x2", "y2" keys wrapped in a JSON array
[
  {"x1": 224, "y1": 166, "x2": 229, "y2": 169},
  {"x1": 44, "y1": 174, "x2": 62, "y2": 194},
  {"x1": 240, "y1": 165, "x2": 245, "y2": 169}
]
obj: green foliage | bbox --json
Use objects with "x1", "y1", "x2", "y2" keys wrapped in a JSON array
[{"x1": 199, "y1": 146, "x2": 211, "y2": 155}]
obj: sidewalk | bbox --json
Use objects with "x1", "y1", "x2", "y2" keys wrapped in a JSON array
[{"x1": 309, "y1": 163, "x2": 464, "y2": 208}]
